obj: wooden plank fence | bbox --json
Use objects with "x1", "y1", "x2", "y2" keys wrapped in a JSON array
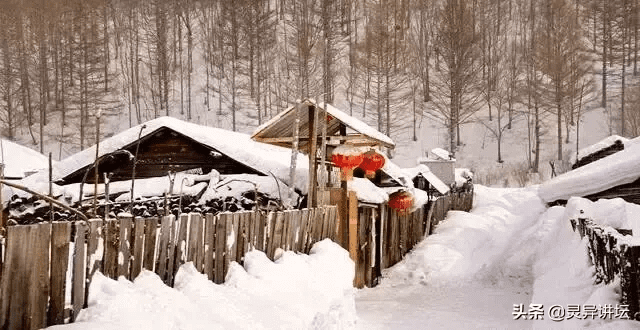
[
  {"x1": 354, "y1": 188, "x2": 474, "y2": 288},
  {"x1": 0, "y1": 206, "x2": 338, "y2": 330},
  {"x1": 571, "y1": 217, "x2": 639, "y2": 320}
]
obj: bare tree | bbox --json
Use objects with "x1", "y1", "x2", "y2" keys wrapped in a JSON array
[{"x1": 429, "y1": 0, "x2": 482, "y2": 156}]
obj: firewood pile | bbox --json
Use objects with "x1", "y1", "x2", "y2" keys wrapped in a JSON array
[{"x1": 5, "y1": 190, "x2": 288, "y2": 225}]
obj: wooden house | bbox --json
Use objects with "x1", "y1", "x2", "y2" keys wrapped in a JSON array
[
  {"x1": 539, "y1": 138, "x2": 640, "y2": 205},
  {"x1": 52, "y1": 116, "x2": 309, "y2": 192}
]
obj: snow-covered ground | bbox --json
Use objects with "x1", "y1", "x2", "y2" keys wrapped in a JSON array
[{"x1": 47, "y1": 185, "x2": 640, "y2": 329}]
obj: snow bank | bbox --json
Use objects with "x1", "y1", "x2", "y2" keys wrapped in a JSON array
[
  {"x1": 538, "y1": 142, "x2": 640, "y2": 203},
  {"x1": 563, "y1": 197, "x2": 640, "y2": 234},
  {"x1": 529, "y1": 204, "x2": 640, "y2": 329},
  {"x1": 455, "y1": 168, "x2": 473, "y2": 187},
  {"x1": 379, "y1": 185, "x2": 546, "y2": 286},
  {"x1": 48, "y1": 239, "x2": 356, "y2": 330}
]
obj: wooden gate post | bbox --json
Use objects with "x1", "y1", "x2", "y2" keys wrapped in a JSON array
[{"x1": 348, "y1": 191, "x2": 358, "y2": 263}]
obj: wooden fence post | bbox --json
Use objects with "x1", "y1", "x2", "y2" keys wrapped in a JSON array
[
  {"x1": 0, "y1": 224, "x2": 51, "y2": 330},
  {"x1": 103, "y1": 219, "x2": 118, "y2": 279},
  {"x1": 204, "y1": 213, "x2": 216, "y2": 281},
  {"x1": 271, "y1": 211, "x2": 285, "y2": 258},
  {"x1": 131, "y1": 217, "x2": 146, "y2": 279},
  {"x1": 156, "y1": 215, "x2": 172, "y2": 281},
  {"x1": 214, "y1": 213, "x2": 226, "y2": 284},
  {"x1": 85, "y1": 218, "x2": 103, "y2": 305},
  {"x1": 379, "y1": 204, "x2": 388, "y2": 270},
  {"x1": 143, "y1": 217, "x2": 158, "y2": 272},
  {"x1": 48, "y1": 222, "x2": 71, "y2": 326},
  {"x1": 187, "y1": 213, "x2": 204, "y2": 271},
  {"x1": 71, "y1": 222, "x2": 87, "y2": 321},
  {"x1": 118, "y1": 215, "x2": 133, "y2": 278}
]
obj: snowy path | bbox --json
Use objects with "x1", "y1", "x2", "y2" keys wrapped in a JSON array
[{"x1": 355, "y1": 186, "x2": 547, "y2": 329}]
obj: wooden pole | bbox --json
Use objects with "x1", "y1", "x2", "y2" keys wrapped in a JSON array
[
  {"x1": 348, "y1": 191, "x2": 358, "y2": 265},
  {"x1": 130, "y1": 125, "x2": 146, "y2": 211},
  {"x1": 104, "y1": 173, "x2": 112, "y2": 218},
  {"x1": 94, "y1": 114, "x2": 100, "y2": 217},
  {"x1": 319, "y1": 104, "x2": 327, "y2": 206},
  {"x1": 289, "y1": 104, "x2": 300, "y2": 206},
  {"x1": 49, "y1": 152, "x2": 53, "y2": 223},
  {"x1": 308, "y1": 104, "x2": 318, "y2": 208},
  {"x1": 340, "y1": 124, "x2": 348, "y2": 248}
]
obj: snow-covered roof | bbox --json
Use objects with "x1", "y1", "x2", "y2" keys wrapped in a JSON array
[
  {"x1": 348, "y1": 178, "x2": 389, "y2": 204},
  {"x1": 39, "y1": 116, "x2": 310, "y2": 194},
  {"x1": 319, "y1": 102, "x2": 395, "y2": 148},
  {"x1": 402, "y1": 164, "x2": 450, "y2": 195},
  {"x1": 380, "y1": 155, "x2": 413, "y2": 187},
  {"x1": 538, "y1": 141, "x2": 640, "y2": 203},
  {"x1": 430, "y1": 148, "x2": 454, "y2": 161},
  {"x1": 252, "y1": 100, "x2": 395, "y2": 150},
  {"x1": 571, "y1": 135, "x2": 628, "y2": 164},
  {"x1": 0, "y1": 139, "x2": 53, "y2": 179}
]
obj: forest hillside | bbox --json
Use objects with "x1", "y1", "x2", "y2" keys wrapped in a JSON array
[{"x1": 0, "y1": 0, "x2": 639, "y2": 184}]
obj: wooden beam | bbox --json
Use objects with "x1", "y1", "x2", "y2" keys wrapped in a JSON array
[{"x1": 254, "y1": 134, "x2": 392, "y2": 147}]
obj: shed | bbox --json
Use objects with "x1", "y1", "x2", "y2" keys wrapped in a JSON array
[
  {"x1": 403, "y1": 164, "x2": 450, "y2": 196},
  {"x1": 417, "y1": 148, "x2": 456, "y2": 186}
]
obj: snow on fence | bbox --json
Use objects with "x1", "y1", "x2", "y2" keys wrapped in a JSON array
[
  {"x1": 571, "y1": 217, "x2": 640, "y2": 320},
  {"x1": 0, "y1": 206, "x2": 338, "y2": 330}
]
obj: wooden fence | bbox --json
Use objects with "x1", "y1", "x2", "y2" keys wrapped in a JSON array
[
  {"x1": 571, "y1": 217, "x2": 640, "y2": 320},
  {"x1": 353, "y1": 188, "x2": 474, "y2": 288},
  {"x1": 0, "y1": 206, "x2": 338, "y2": 330}
]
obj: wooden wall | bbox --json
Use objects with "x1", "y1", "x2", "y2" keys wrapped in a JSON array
[
  {"x1": 572, "y1": 140, "x2": 625, "y2": 170},
  {"x1": 586, "y1": 177, "x2": 640, "y2": 205}
]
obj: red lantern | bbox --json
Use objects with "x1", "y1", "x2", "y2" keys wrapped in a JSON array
[
  {"x1": 331, "y1": 145, "x2": 364, "y2": 181},
  {"x1": 359, "y1": 149, "x2": 386, "y2": 178},
  {"x1": 388, "y1": 191, "x2": 413, "y2": 214}
]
